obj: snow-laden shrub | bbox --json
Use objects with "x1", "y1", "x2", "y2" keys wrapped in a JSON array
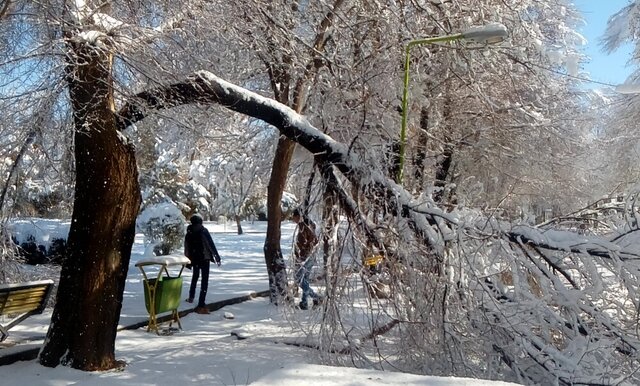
[
  {"x1": 12, "y1": 180, "x2": 73, "y2": 218},
  {"x1": 138, "y1": 147, "x2": 212, "y2": 220},
  {"x1": 242, "y1": 195, "x2": 267, "y2": 221},
  {"x1": 239, "y1": 191, "x2": 297, "y2": 221},
  {"x1": 136, "y1": 201, "x2": 186, "y2": 256},
  {"x1": 175, "y1": 179, "x2": 211, "y2": 219},
  {"x1": 6, "y1": 218, "x2": 70, "y2": 264},
  {"x1": 1, "y1": 223, "x2": 22, "y2": 280},
  {"x1": 281, "y1": 191, "x2": 298, "y2": 215}
]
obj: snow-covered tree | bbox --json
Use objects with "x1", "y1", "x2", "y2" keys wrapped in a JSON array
[
  {"x1": 0, "y1": 0, "x2": 213, "y2": 370},
  {"x1": 600, "y1": 1, "x2": 640, "y2": 195}
]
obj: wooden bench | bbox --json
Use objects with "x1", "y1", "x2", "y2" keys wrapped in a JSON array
[{"x1": 0, "y1": 280, "x2": 54, "y2": 342}]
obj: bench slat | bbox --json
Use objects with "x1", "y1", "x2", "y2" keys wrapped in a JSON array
[
  {"x1": 0, "y1": 290, "x2": 49, "y2": 313},
  {"x1": 4, "y1": 286, "x2": 49, "y2": 294},
  {"x1": 3, "y1": 295, "x2": 45, "y2": 304},
  {"x1": 6, "y1": 289, "x2": 49, "y2": 300},
  {"x1": 3, "y1": 295, "x2": 46, "y2": 306},
  {"x1": 2, "y1": 304, "x2": 42, "y2": 314}
]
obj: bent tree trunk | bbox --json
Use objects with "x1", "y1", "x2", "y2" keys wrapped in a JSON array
[{"x1": 39, "y1": 41, "x2": 141, "y2": 370}]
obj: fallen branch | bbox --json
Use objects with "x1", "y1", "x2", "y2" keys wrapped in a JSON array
[
  {"x1": 275, "y1": 318, "x2": 400, "y2": 356},
  {"x1": 118, "y1": 71, "x2": 452, "y2": 256}
]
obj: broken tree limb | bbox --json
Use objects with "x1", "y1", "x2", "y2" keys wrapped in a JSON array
[{"x1": 117, "y1": 71, "x2": 453, "y2": 254}]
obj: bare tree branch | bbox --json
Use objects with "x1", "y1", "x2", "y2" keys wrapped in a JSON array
[
  {"x1": 0, "y1": 131, "x2": 35, "y2": 214},
  {"x1": 506, "y1": 228, "x2": 640, "y2": 261}
]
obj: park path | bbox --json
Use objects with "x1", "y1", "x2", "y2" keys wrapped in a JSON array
[{"x1": 0, "y1": 221, "x2": 296, "y2": 364}]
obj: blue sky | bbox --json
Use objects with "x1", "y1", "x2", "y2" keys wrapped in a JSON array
[{"x1": 574, "y1": 0, "x2": 635, "y2": 86}]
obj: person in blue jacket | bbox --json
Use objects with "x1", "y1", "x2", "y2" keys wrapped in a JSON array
[{"x1": 184, "y1": 214, "x2": 221, "y2": 314}]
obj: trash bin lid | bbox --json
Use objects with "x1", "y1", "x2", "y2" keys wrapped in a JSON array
[{"x1": 135, "y1": 256, "x2": 190, "y2": 268}]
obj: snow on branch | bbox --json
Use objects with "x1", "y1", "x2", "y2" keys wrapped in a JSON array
[
  {"x1": 602, "y1": 3, "x2": 638, "y2": 54},
  {"x1": 117, "y1": 70, "x2": 640, "y2": 261},
  {"x1": 119, "y1": 71, "x2": 349, "y2": 161},
  {"x1": 507, "y1": 225, "x2": 640, "y2": 260},
  {"x1": 67, "y1": 3, "x2": 186, "y2": 53},
  {"x1": 118, "y1": 70, "x2": 457, "y2": 252}
]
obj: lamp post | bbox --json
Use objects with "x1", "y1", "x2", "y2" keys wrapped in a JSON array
[{"x1": 396, "y1": 23, "x2": 508, "y2": 184}]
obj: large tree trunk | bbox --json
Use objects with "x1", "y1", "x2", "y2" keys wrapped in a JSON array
[
  {"x1": 432, "y1": 138, "x2": 453, "y2": 203},
  {"x1": 264, "y1": 136, "x2": 296, "y2": 302},
  {"x1": 321, "y1": 174, "x2": 340, "y2": 285},
  {"x1": 39, "y1": 41, "x2": 141, "y2": 370},
  {"x1": 260, "y1": 0, "x2": 344, "y2": 304}
]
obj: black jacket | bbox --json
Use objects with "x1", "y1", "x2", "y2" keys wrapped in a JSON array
[{"x1": 184, "y1": 223, "x2": 221, "y2": 264}]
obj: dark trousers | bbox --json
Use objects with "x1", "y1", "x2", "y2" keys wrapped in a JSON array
[{"x1": 189, "y1": 260, "x2": 210, "y2": 308}]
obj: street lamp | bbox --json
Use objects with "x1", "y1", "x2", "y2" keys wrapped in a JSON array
[{"x1": 396, "y1": 23, "x2": 508, "y2": 184}]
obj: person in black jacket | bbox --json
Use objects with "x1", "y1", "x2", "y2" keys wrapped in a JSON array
[{"x1": 184, "y1": 214, "x2": 221, "y2": 314}]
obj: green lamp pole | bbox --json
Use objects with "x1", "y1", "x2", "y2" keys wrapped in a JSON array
[{"x1": 396, "y1": 23, "x2": 508, "y2": 184}]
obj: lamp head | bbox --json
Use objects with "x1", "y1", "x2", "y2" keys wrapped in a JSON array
[{"x1": 461, "y1": 23, "x2": 508, "y2": 44}]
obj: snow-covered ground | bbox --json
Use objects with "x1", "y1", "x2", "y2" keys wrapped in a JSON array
[{"x1": 0, "y1": 220, "x2": 518, "y2": 385}]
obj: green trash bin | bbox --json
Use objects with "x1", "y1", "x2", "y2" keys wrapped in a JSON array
[
  {"x1": 143, "y1": 276, "x2": 183, "y2": 314},
  {"x1": 135, "y1": 256, "x2": 190, "y2": 334}
]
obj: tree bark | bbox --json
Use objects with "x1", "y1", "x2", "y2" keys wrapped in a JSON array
[
  {"x1": 0, "y1": 0, "x2": 11, "y2": 20},
  {"x1": 433, "y1": 94, "x2": 455, "y2": 204},
  {"x1": 321, "y1": 188, "x2": 338, "y2": 270},
  {"x1": 39, "y1": 41, "x2": 141, "y2": 370},
  {"x1": 259, "y1": 0, "x2": 344, "y2": 303},
  {"x1": 413, "y1": 107, "x2": 429, "y2": 189},
  {"x1": 264, "y1": 136, "x2": 296, "y2": 302},
  {"x1": 432, "y1": 139, "x2": 453, "y2": 203}
]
